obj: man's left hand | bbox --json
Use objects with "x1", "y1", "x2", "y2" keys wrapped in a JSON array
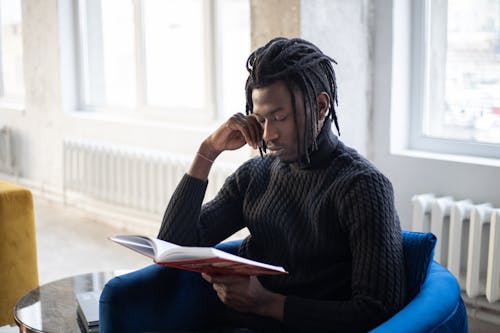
[{"x1": 201, "y1": 273, "x2": 285, "y2": 321}]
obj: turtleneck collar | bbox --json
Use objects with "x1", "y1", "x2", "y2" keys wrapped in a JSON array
[{"x1": 280, "y1": 118, "x2": 339, "y2": 170}]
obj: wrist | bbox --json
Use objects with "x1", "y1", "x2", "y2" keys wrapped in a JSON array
[
  {"x1": 257, "y1": 291, "x2": 285, "y2": 321},
  {"x1": 199, "y1": 141, "x2": 221, "y2": 161}
]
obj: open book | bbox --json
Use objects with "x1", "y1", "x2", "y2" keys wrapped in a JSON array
[{"x1": 110, "y1": 235, "x2": 287, "y2": 276}]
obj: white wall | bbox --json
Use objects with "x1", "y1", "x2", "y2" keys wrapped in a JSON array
[
  {"x1": 301, "y1": 0, "x2": 373, "y2": 156},
  {"x1": 3, "y1": 0, "x2": 498, "y2": 230},
  {"x1": 302, "y1": 0, "x2": 500, "y2": 227},
  {"x1": 1, "y1": 0, "x2": 248, "y2": 200},
  {"x1": 372, "y1": 0, "x2": 500, "y2": 228},
  {"x1": 2, "y1": 0, "x2": 374, "y2": 200},
  {"x1": 3, "y1": 0, "x2": 63, "y2": 189}
]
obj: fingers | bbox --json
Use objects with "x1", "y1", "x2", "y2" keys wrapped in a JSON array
[
  {"x1": 202, "y1": 273, "x2": 251, "y2": 312},
  {"x1": 245, "y1": 115, "x2": 263, "y2": 148},
  {"x1": 230, "y1": 114, "x2": 255, "y2": 148},
  {"x1": 201, "y1": 272, "x2": 245, "y2": 285},
  {"x1": 201, "y1": 273, "x2": 247, "y2": 298},
  {"x1": 206, "y1": 113, "x2": 263, "y2": 154},
  {"x1": 201, "y1": 272, "x2": 215, "y2": 284},
  {"x1": 201, "y1": 273, "x2": 278, "y2": 317},
  {"x1": 229, "y1": 113, "x2": 262, "y2": 149}
]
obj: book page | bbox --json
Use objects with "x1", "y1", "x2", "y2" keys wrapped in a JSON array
[
  {"x1": 110, "y1": 235, "x2": 180, "y2": 261},
  {"x1": 148, "y1": 238, "x2": 180, "y2": 258},
  {"x1": 157, "y1": 246, "x2": 217, "y2": 262},
  {"x1": 160, "y1": 256, "x2": 287, "y2": 275},
  {"x1": 110, "y1": 235, "x2": 287, "y2": 275},
  {"x1": 109, "y1": 235, "x2": 156, "y2": 259},
  {"x1": 158, "y1": 247, "x2": 287, "y2": 275}
]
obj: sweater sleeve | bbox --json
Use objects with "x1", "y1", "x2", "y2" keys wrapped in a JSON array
[
  {"x1": 282, "y1": 172, "x2": 406, "y2": 332},
  {"x1": 157, "y1": 161, "x2": 252, "y2": 247}
]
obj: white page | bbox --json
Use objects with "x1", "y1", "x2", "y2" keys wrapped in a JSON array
[
  {"x1": 110, "y1": 235, "x2": 177, "y2": 260},
  {"x1": 148, "y1": 237, "x2": 181, "y2": 259}
]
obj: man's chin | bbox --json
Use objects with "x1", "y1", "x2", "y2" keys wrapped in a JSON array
[
  {"x1": 276, "y1": 154, "x2": 298, "y2": 163},
  {"x1": 267, "y1": 147, "x2": 298, "y2": 163}
]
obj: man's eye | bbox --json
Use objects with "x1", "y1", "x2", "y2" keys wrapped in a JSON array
[
  {"x1": 275, "y1": 115, "x2": 286, "y2": 121},
  {"x1": 257, "y1": 118, "x2": 266, "y2": 124}
]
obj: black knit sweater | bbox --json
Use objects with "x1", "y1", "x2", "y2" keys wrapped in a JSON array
[{"x1": 158, "y1": 120, "x2": 406, "y2": 332}]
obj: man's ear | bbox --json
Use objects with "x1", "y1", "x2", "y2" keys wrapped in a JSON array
[{"x1": 317, "y1": 92, "x2": 330, "y2": 121}]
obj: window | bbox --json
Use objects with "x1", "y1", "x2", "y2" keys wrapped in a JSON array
[
  {"x1": 143, "y1": 0, "x2": 205, "y2": 110},
  {"x1": 0, "y1": 0, "x2": 24, "y2": 105},
  {"x1": 76, "y1": 0, "x2": 250, "y2": 119},
  {"x1": 410, "y1": 0, "x2": 500, "y2": 158}
]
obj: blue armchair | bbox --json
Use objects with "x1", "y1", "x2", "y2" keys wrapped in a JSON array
[{"x1": 99, "y1": 231, "x2": 467, "y2": 332}]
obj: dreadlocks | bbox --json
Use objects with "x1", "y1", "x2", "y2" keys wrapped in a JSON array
[{"x1": 245, "y1": 37, "x2": 339, "y2": 165}]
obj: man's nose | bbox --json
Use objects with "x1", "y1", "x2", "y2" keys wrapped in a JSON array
[{"x1": 262, "y1": 122, "x2": 278, "y2": 142}]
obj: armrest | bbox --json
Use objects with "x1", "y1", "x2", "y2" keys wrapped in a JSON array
[
  {"x1": 370, "y1": 261, "x2": 467, "y2": 333},
  {"x1": 99, "y1": 264, "x2": 222, "y2": 333},
  {"x1": 99, "y1": 239, "x2": 244, "y2": 332}
]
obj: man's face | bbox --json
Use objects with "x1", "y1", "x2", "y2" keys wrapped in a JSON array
[{"x1": 252, "y1": 80, "x2": 306, "y2": 162}]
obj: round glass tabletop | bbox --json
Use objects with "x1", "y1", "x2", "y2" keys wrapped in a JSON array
[{"x1": 14, "y1": 270, "x2": 129, "y2": 333}]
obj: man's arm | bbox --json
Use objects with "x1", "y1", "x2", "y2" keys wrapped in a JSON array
[
  {"x1": 189, "y1": 113, "x2": 262, "y2": 181},
  {"x1": 157, "y1": 113, "x2": 262, "y2": 246}
]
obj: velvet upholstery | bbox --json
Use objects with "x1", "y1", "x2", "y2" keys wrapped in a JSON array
[
  {"x1": 402, "y1": 231, "x2": 437, "y2": 300},
  {"x1": 0, "y1": 180, "x2": 39, "y2": 325},
  {"x1": 371, "y1": 262, "x2": 467, "y2": 333},
  {"x1": 99, "y1": 265, "x2": 223, "y2": 332},
  {"x1": 99, "y1": 231, "x2": 467, "y2": 332}
]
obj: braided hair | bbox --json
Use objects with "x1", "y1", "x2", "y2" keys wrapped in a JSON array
[{"x1": 245, "y1": 37, "x2": 339, "y2": 164}]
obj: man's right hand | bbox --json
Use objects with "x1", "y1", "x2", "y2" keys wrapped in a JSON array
[
  {"x1": 188, "y1": 113, "x2": 263, "y2": 180},
  {"x1": 200, "y1": 113, "x2": 263, "y2": 160}
]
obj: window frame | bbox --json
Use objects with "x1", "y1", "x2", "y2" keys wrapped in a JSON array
[
  {"x1": 409, "y1": 0, "x2": 500, "y2": 160},
  {"x1": 0, "y1": 0, "x2": 25, "y2": 111},
  {"x1": 74, "y1": 0, "x2": 243, "y2": 122}
]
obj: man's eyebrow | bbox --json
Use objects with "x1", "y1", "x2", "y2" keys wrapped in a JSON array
[{"x1": 254, "y1": 107, "x2": 284, "y2": 117}]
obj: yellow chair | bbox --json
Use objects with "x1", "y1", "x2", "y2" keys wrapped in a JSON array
[{"x1": 0, "y1": 180, "x2": 39, "y2": 326}]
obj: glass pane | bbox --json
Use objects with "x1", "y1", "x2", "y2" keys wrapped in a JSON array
[
  {"x1": 218, "y1": 0, "x2": 250, "y2": 118},
  {"x1": 81, "y1": 0, "x2": 136, "y2": 108},
  {"x1": 100, "y1": 0, "x2": 136, "y2": 107},
  {"x1": 143, "y1": 0, "x2": 204, "y2": 109},
  {"x1": 0, "y1": 0, "x2": 24, "y2": 98},
  {"x1": 426, "y1": 0, "x2": 500, "y2": 144}
]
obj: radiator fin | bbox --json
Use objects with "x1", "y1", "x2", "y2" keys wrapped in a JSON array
[
  {"x1": 63, "y1": 139, "x2": 237, "y2": 216},
  {"x1": 412, "y1": 193, "x2": 500, "y2": 304},
  {"x1": 0, "y1": 126, "x2": 17, "y2": 175}
]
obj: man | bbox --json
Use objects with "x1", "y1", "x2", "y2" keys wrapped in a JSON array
[{"x1": 158, "y1": 37, "x2": 406, "y2": 332}]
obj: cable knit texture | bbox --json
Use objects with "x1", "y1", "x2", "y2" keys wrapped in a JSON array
[{"x1": 158, "y1": 120, "x2": 406, "y2": 332}]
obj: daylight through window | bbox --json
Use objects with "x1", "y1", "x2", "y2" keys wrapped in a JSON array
[
  {"x1": 423, "y1": 0, "x2": 500, "y2": 144},
  {"x1": 0, "y1": 0, "x2": 24, "y2": 101},
  {"x1": 77, "y1": 0, "x2": 250, "y2": 118}
]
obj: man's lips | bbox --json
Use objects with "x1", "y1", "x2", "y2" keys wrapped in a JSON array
[{"x1": 267, "y1": 146, "x2": 285, "y2": 155}]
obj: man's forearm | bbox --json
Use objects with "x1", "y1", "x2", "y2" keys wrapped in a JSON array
[
  {"x1": 256, "y1": 290, "x2": 285, "y2": 321},
  {"x1": 188, "y1": 142, "x2": 221, "y2": 181},
  {"x1": 262, "y1": 294, "x2": 285, "y2": 321}
]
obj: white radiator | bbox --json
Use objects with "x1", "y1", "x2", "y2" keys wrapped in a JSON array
[
  {"x1": 63, "y1": 139, "x2": 237, "y2": 216},
  {"x1": 0, "y1": 126, "x2": 16, "y2": 175},
  {"x1": 412, "y1": 193, "x2": 500, "y2": 304}
]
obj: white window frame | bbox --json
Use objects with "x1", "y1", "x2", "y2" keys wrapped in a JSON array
[
  {"x1": 409, "y1": 0, "x2": 500, "y2": 160},
  {"x1": 74, "y1": 0, "x2": 243, "y2": 122},
  {"x1": 0, "y1": 0, "x2": 25, "y2": 111}
]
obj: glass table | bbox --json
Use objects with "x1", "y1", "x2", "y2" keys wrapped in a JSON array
[{"x1": 14, "y1": 271, "x2": 129, "y2": 333}]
